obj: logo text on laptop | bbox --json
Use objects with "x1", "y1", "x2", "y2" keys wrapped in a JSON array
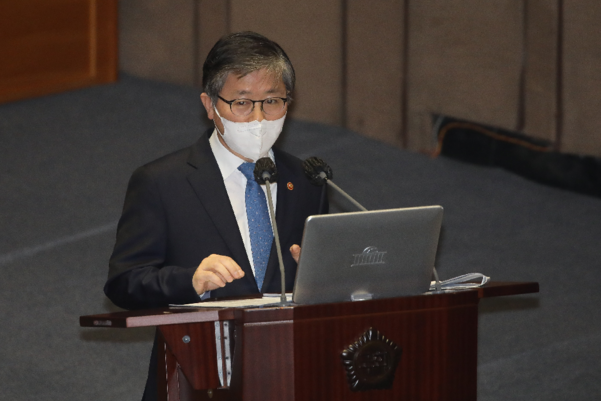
[{"x1": 351, "y1": 246, "x2": 387, "y2": 267}]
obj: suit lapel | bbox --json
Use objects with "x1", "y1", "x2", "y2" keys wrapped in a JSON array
[
  {"x1": 185, "y1": 133, "x2": 257, "y2": 290},
  {"x1": 274, "y1": 152, "x2": 299, "y2": 247}
]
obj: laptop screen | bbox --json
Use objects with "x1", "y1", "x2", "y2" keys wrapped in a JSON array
[{"x1": 292, "y1": 206, "x2": 443, "y2": 305}]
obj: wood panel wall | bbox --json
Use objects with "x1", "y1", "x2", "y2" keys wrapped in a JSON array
[
  {"x1": 346, "y1": 0, "x2": 406, "y2": 148},
  {"x1": 119, "y1": 0, "x2": 601, "y2": 157},
  {"x1": 0, "y1": 0, "x2": 118, "y2": 104},
  {"x1": 562, "y1": 2, "x2": 601, "y2": 155}
]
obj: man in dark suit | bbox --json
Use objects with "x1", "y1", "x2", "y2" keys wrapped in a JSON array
[{"x1": 104, "y1": 32, "x2": 327, "y2": 400}]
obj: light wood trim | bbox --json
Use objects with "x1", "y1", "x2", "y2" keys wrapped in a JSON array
[{"x1": 0, "y1": 0, "x2": 118, "y2": 104}]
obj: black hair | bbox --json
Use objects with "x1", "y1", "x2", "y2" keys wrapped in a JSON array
[{"x1": 202, "y1": 31, "x2": 295, "y2": 103}]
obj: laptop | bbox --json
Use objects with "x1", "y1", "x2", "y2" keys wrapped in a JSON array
[{"x1": 292, "y1": 205, "x2": 443, "y2": 305}]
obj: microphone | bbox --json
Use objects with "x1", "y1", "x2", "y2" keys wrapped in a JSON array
[
  {"x1": 253, "y1": 158, "x2": 288, "y2": 305},
  {"x1": 303, "y1": 156, "x2": 333, "y2": 185},
  {"x1": 254, "y1": 157, "x2": 279, "y2": 184},
  {"x1": 302, "y1": 157, "x2": 367, "y2": 212}
]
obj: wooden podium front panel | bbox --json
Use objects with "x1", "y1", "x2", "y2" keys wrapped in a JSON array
[
  {"x1": 292, "y1": 293, "x2": 478, "y2": 400},
  {"x1": 0, "y1": 0, "x2": 118, "y2": 104},
  {"x1": 237, "y1": 318, "x2": 295, "y2": 400},
  {"x1": 235, "y1": 292, "x2": 479, "y2": 401}
]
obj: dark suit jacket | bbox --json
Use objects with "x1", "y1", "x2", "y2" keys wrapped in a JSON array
[
  {"x1": 105, "y1": 131, "x2": 326, "y2": 309},
  {"x1": 104, "y1": 130, "x2": 326, "y2": 400}
]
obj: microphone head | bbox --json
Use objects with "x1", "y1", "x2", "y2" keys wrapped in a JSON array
[
  {"x1": 302, "y1": 157, "x2": 333, "y2": 186},
  {"x1": 254, "y1": 157, "x2": 278, "y2": 184}
]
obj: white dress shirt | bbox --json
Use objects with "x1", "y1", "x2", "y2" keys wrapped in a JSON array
[{"x1": 208, "y1": 129, "x2": 277, "y2": 276}]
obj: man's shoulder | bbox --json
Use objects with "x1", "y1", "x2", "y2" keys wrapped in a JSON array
[
  {"x1": 133, "y1": 133, "x2": 212, "y2": 180},
  {"x1": 273, "y1": 147, "x2": 303, "y2": 173}
]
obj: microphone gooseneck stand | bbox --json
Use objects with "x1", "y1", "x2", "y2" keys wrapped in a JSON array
[
  {"x1": 254, "y1": 158, "x2": 289, "y2": 306},
  {"x1": 324, "y1": 180, "x2": 368, "y2": 212},
  {"x1": 302, "y1": 156, "x2": 367, "y2": 212}
]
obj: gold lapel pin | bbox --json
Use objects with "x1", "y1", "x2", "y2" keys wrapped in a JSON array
[{"x1": 287, "y1": 182, "x2": 294, "y2": 190}]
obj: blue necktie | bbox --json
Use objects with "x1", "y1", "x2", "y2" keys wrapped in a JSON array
[{"x1": 238, "y1": 162, "x2": 273, "y2": 290}]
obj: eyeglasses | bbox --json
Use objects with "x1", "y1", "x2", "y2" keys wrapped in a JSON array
[{"x1": 218, "y1": 96, "x2": 288, "y2": 117}]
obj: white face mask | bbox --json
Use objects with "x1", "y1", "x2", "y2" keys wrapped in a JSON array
[{"x1": 214, "y1": 107, "x2": 286, "y2": 162}]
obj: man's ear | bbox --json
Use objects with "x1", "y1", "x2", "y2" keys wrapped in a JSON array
[{"x1": 200, "y1": 93, "x2": 214, "y2": 120}]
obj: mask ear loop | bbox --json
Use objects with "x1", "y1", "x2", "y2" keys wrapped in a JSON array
[{"x1": 213, "y1": 106, "x2": 225, "y2": 137}]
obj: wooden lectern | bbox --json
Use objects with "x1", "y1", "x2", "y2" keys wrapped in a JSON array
[{"x1": 80, "y1": 282, "x2": 538, "y2": 401}]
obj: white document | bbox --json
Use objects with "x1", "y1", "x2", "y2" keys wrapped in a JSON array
[{"x1": 171, "y1": 293, "x2": 293, "y2": 309}]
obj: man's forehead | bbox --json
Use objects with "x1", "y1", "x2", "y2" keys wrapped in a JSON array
[
  {"x1": 222, "y1": 69, "x2": 286, "y2": 95},
  {"x1": 235, "y1": 86, "x2": 282, "y2": 95}
]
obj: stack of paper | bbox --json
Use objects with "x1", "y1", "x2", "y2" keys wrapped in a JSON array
[
  {"x1": 429, "y1": 273, "x2": 490, "y2": 291},
  {"x1": 172, "y1": 293, "x2": 293, "y2": 308}
]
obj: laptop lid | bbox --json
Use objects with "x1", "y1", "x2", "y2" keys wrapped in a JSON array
[{"x1": 292, "y1": 205, "x2": 443, "y2": 305}]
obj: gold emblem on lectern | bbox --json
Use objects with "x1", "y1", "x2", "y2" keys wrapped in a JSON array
[{"x1": 340, "y1": 327, "x2": 401, "y2": 391}]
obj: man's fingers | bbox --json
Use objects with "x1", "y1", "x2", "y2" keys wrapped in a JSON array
[
  {"x1": 193, "y1": 254, "x2": 245, "y2": 294},
  {"x1": 217, "y1": 256, "x2": 245, "y2": 279},
  {"x1": 207, "y1": 257, "x2": 244, "y2": 283},
  {"x1": 208, "y1": 262, "x2": 235, "y2": 283},
  {"x1": 204, "y1": 271, "x2": 227, "y2": 289},
  {"x1": 290, "y1": 244, "x2": 301, "y2": 264}
]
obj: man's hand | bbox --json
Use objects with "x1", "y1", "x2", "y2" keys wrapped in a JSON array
[
  {"x1": 192, "y1": 254, "x2": 245, "y2": 294},
  {"x1": 290, "y1": 244, "x2": 301, "y2": 264}
]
